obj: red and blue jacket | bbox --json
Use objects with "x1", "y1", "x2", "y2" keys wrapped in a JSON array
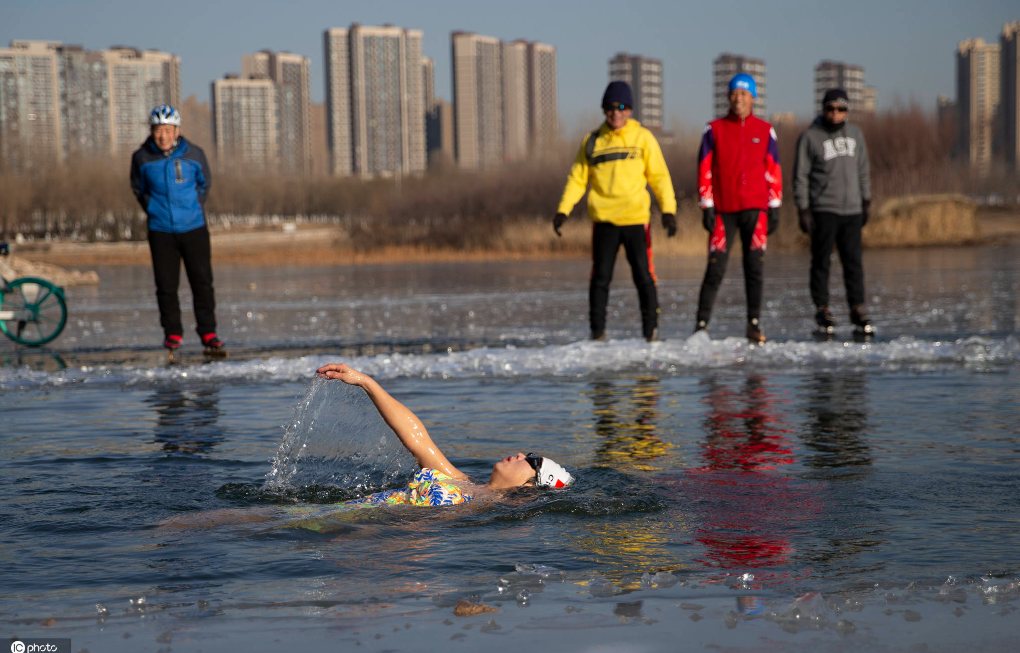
[{"x1": 698, "y1": 112, "x2": 782, "y2": 214}]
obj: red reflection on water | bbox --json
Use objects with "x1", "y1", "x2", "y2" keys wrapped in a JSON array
[{"x1": 684, "y1": 376, "x2": 818, "y2": 572}]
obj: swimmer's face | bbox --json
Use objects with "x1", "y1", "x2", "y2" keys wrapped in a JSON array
[{"x1": 489, "y1": 452, "x2": 536, "y2": 488}]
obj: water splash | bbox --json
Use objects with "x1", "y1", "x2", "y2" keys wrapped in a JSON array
[{"x1": 264, "y1": 376, "x2": 414, "y2": 493}]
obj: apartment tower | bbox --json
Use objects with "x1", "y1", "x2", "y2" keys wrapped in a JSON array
[
  {"x1": 713, "y1": 53, "x2": 766, "y2": 118},
  {"x1": 0, "y1": 41, "x2": 63, "y2": 169},
  {"x1": 1002, "y1": 21, "x2": 1020, "y2": 173},
  {"x1": 608, "y1": 53, "x2": 663, "y2": 130},
  {"x1": 211, "y1": 75, "x2": 278, "y2": 170},
  {"x1": 242, "y1": 50, "x2": 312, "y2": 174},
  {"x1": 58, "y1": 45, "x2": 111, "y2": 159},
  {"x1": 0, "y1": 41, "x2": 180, "y2": 168},
  {"x1": 451, "y1": 31, "x2": 504, "y2": 169},
  {"x1": 451, "y1": 32, "x2": 556, "y2": 168},
  {"x1": 323, "y1": 24, "x2": 426, "y2": 177},
  {"x1": 422, "y1": 56, "x2": 435, "y2": 111},
  {"x1": 323, "y1": 28, "x2": 352, "y2": 175},
  {"x1": 861, "y1": 86, "x2": 878, "y2": 114},
  {"x1": 957, "y1": 38, "x2": 1001, "y2": 176},
  {"x1": 502, "y1": 40, "x2": 529, "y2": 161},
  {"x1": 814, "y1": 61, "x2": 865, "y2": 110},
  {"x1": 527, "y1": 41, "x2": 558, "y2": 153},
  {"x1": 102, "y1": 47, "x2": 180, "y2": 157}
]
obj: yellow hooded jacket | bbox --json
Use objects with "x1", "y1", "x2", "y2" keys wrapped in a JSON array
[{"x1": 557, "y1": 118, "x2": 676, "y2": 226}]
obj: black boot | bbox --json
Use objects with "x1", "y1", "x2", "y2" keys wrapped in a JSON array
[
  {"x1": 746, "y1": 318, "x2": 766, "y2": 344},
  {"x1": 850, "y1": 305, "x2": 874, "y2": 336},
  {"x1": 815, "y1": 306, "x2": 836, "y2": 334}
]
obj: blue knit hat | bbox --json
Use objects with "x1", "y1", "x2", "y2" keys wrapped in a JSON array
[
  {"x1": 728, "y1": 73, "x2": 757, "y2": 98},
  {"x1": 601, "y1": 81, "x2": 633, "y2": 109}
]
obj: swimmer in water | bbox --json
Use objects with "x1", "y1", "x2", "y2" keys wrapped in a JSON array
[
  {"x1": 160, "y1": 364, "x2": 573, "y2": 532},
  {"x1": 312, "y1": 363, "x2": 573, "y2": 507}
]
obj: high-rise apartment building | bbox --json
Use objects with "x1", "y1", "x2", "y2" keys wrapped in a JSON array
[
  {"x1": 814, "y1": 61, "x2": 865, "y2": 110},
  {"x1": 1002, "y1": 21, "x2": 1020, "y2": 173},
  {"x1": 242, "y1": 49, "x2": 312, "y2": 174},
  {"x1": 451, "y1": 32, "x2": 556, "y2": 168},
  {"x1": 957, "y1": 38, "x2": 1001, "y2": 176},
  {"x1": 102, "y1": 47, "x2": 180, "y2": 156},
  {"x1": 0, "y1": 40, "x2": 63, "y2": 169},
  {"x1": 502, "y1": 40, "x2": 529, "y2": 161},
  {"x1": 608, "y1": 53, "x2": 663, "y2": 130},
  {"x1": 211, "y1": 75, "x2": 278, "y2": 170},
  {"x1": 527, "y1": 42, "x2": 557, "y2": 154},
  {"x1": 0, "y1": 40, "x2": 178, "y2": 168},
  {"x1": 322, "y1": 24, "x2": 426, "y2": 177},
  {"x1": 451, "y1": 31, "x2": 504, "y2": 169},
  {"x1": 713, "y1": 53, "x2": 767, "y2": 118},
  {"x1": 861, "y1": 86, "x2": 878, "y2": 114},
  {"x1": 323, "y1": 28, "x2": 352, "y2": 176},
  {"x1": 422, "y1": 56, "x2": 435, "y2": 110},
  {"x1": 421, "y1": 55, "x2": 435, "y2": 158},
  {"x1": 58, "y1": 45, "x2": 111, "y2": 159}
]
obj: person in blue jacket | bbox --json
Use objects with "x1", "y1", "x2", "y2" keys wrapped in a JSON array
[{"x1": 130, "y1": 105, "x2": 223, "y2": 352}]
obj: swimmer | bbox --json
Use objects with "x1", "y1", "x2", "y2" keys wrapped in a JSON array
[
  {"x1": 312, "y1": 363, "x2": 573, "y2": 507},
  {"x1": 160, "y1": 364, "x2": 573, "y2": 532}
]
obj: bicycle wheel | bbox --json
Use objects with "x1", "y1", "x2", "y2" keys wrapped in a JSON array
[{"x1": 0, "y1": 277, "x2": 68, "y2": 346}]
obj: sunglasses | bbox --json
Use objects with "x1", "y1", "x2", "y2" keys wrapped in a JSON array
[
  {"x1": 824, "y1": 105, "x2": 848, "y2": 113},
  {"x1": 603, "y1": 103, "x2": 629, "y2": 113},
  {"x1": 525, "y1": 453, "x2": 543, "y2": 472}
]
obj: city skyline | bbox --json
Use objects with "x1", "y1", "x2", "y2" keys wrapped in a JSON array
[{"x1": 5, "y1": 0, "x2": 1017, "y2": 133}]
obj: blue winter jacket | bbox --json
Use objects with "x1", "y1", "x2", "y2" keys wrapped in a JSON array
[{"x1": 130, "y1": 135, "x2": 211, "y2": 234}]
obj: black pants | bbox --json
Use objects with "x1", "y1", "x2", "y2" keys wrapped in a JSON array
[
  {"x1": 590, "y1": 222, "x2": 658, "y2": 338},
  {"x1": 696, "y1": 209, "x2": 766, "y2": 324},
  {"x1": 810, "y1": 212, "x2": 865, "y2": 309},
  {"x1": 148, "y1": 225, "x2": 217, "y2": 338}
]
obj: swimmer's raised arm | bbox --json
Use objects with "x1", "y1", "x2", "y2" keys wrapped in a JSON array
[{"x1": 316, "y1": 364, "x2": 467, "y2": 480}]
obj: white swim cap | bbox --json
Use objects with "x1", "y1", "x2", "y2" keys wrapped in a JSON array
[{"x1": 527, "y1": 454, "x2": 573, "y2": 488}]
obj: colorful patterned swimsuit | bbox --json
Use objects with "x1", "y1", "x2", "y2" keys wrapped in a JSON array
[
  {"x1": 345, "y1": 468, "x2": 473, "y2": 506},
  {"x1": 281, "y1": 469, "x2": 472, "y2": 531}
]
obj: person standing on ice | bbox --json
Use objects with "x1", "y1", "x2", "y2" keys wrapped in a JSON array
[
  {"x1": 793, "y1": 88, "x2": 874, "y2": 337},
  {"x1": 694, "y1": 74, "x2": 782, "y2": 343},
  {"x1": 553, "y1": 81, "x2": 677, "y2": 343},
  {"x1": 131, "y1": 105, "x2": 224, "y2": 355}
]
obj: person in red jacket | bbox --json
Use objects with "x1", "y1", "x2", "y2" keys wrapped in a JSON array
[{"x1": 695, "y1": 74, "x2": 782, "y2": 343}]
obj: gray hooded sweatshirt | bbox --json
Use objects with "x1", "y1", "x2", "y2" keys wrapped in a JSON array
[{"x1": 793, "y1": 117, "x2": 871, "y2": 215}]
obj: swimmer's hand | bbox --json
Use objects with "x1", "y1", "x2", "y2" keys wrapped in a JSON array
[{"x1": 316, "y1": 363, "x2": 369, "y2": 387}]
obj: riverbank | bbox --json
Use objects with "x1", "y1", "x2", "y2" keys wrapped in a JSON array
[{"x1": 8, "y1": 201, "x2": 1019, "y2": 268}]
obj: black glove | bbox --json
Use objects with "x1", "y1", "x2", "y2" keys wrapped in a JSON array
[
  {"x1": 861, "y1": 199, "x2": 871, "y2": 226},
  {"x1": 767, "y1": 207, "x2": 780, "y2": 235},
  {"x1": 661, "y1": 213, "x2": 677, "y2": 237},
  {"x1": 701, "y1": 207, "x2": 716, "y2": 233},
  {"x1": 553, "y1": 212, "x2": 567, "y2": 237},
  {"x1": 798, "y1": 208, "x2": 813, "y2": 235}
]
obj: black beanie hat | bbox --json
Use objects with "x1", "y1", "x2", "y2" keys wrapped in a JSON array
[
  {"x1": 822, "y1": 88, "x2": 849, "y2": 107},
  {"x1": 602, "y1": 81, "x2": 634, "y2": 108}
]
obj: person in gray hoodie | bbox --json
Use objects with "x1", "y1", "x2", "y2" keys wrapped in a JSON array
[{"x1": 793, "y1": 88, "x2": 874, "y2": 336}]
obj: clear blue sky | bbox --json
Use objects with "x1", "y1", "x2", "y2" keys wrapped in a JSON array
[{"x1": 5, "y1": 0, "x2": 1017, "y2": 132}]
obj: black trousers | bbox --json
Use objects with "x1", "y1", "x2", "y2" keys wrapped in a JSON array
[
  {"x1": 148, "y1": 225, "x2": 217, "y2": 338},
  {"x1": 590, "y1": 222, "x2": 658, "y2": 338},
  {"x1": 696, "y1": 209, "x2": 766, "y2": 324},
  {"x1": 810, "y1": 212, "x2": 865, "y2": 309}
]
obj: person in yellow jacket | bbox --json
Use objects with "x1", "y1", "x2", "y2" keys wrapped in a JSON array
[{"x1": 554, "y1": 81, "x2": 677, "y2": 342}]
